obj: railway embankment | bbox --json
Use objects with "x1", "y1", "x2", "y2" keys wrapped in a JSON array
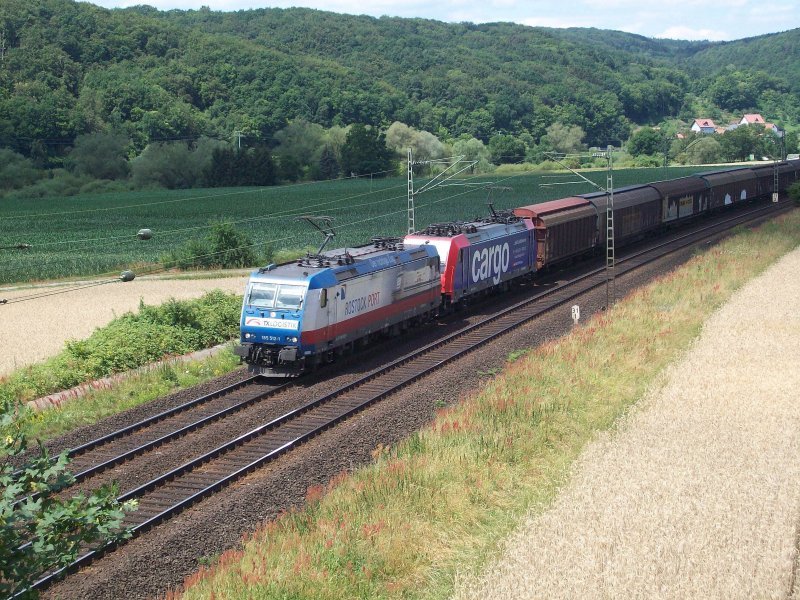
[
  {"x1": 169, "y1": 211, "x2": 800, "y2": 599},
  {"x1": 456, "y1": 231, "x2": 800, "y2": 599}
]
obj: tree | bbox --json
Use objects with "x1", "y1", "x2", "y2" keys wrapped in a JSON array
[
  {"x1": 132, "y1": 141, "x2": 211, "y2": 189},
  {"x1": 488, "y1": 134, "x2": 525, "y2": 165},
  {"x1": 316, "y1": 144, "x2": 340, "y2": 180},
  {"x1": 1, "y1": 399, "x2": 135, "y2": 598},
  {"x1": 543, "y1": 122, "x2": 586, "y2": 155},
  {"x1": 719, "y1": 124, "x2": 766, "y2": 162},
  {"x1": 339, "y1": 124, "x2": 394, "y2": 177},
  {"x1": 204, "y1": 145, "x2": 276, "y2": 187},
  {"x1": 451, "y1": 137, "x2": 493, "y2": 173},
  {"x1": 246, "y1": 146, "x2": 277, "y2": 186},
  {"x1": 66, "y1": 132, "x2": 130, "y2": 180},
  {"x1": 627, "y1": 127, "x2": 665, "y2": 158},
  {"x1": 385, "y1": 122, "x2": 445, "y2": 162},
  {"x1": 274, "y1": 120, "x2": 325, "y2": 178},
  {"x1": 784, "y1": 130, "x2": 799, "y2": 156},
  {"x1": 0, "y1": 149, "x2": 42, "y2": 193},
  {"x1": 683, "y1": 136, "x2": 723, "y2": 165}
]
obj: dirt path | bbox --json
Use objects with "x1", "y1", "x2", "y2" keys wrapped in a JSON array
[
  {"x1": 456, "y1": 247, "x2": 800, "y2": 600},
  {"x1": 0, "y1": 274, "x2": 248, "y2": 376}
]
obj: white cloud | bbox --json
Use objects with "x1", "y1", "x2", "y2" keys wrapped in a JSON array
[
  {"x1": 656, "y1": 25, "x2": 730, "y2": 41},
  {"x1": 518, "y1": 16, "x2": 594, "y2": 29}
]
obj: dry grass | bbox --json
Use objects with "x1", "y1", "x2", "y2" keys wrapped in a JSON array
[
  {"x1": 0, "y1": 274, "x2": 247, "y2": 376},
  {"x1": 455, "y1": 246, "x2": 800, "y2": 599}
]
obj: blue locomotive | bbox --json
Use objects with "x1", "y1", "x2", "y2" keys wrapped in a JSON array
[{"x1": 235, "y1": 236, "x2": 440, "y2": 376}]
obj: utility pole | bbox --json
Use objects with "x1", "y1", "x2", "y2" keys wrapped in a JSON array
[
  {"x1": 407, "y1": 148, "x2": 415, "y2": 234},
  {"x1": 233, "y1": 129, "x2": 243, "y2": 150},
  {"x1": 405, "y1": 151, "x2": 480, "y2": 235},
  {"x1": 0, "y1": 30, "x2": 5, "y2": 66},
  {"x1": 603, "y1": 146, "x2": 616, "y2": 307},
  {"x1": 544, "y1": 148, "x2": 616, "y2": 307}
]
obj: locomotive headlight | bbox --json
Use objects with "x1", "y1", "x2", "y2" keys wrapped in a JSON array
[{"x1": 244, "y1": 333, "x2": 252, "y2": 339}]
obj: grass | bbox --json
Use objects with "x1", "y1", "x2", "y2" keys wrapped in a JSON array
[
  {"x1": 23, "y1": 348, "x2": 242, "y2": 442},
  {"x1": 0, "y1": 166, "x2": 709, "y2": 284},
  {"x1": 455, "y1": 246, "x2": 800, "y2": 598},
  {"x1": 169, "y1": 208, "x2": 800, "y2": 600}
]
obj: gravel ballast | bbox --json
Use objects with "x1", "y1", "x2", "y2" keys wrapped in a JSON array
[{"x1": 456, "y1": 246, "x2": 800, "y2": 600}]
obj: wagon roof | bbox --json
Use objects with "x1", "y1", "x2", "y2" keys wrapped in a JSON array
[
  {"x1": 694, "y1": 168, "x2": 755, "y2": 185},
  {"x1": 581, "y1": 184, "x2": 661, "y2": 209},
  {"x1": 513, "y1": 197, "x2": 590, "y2": 218},
  {"x1": 648, "y1": 176, "x2": 707, "y2": 195}
]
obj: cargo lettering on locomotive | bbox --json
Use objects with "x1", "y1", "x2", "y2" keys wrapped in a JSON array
[{"x1": 471, "y1": 243, "x2": 510, "y2": 285}]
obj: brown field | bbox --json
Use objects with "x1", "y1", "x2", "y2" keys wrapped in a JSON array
[
  {"x1": 455, "y1": 247, "x2": 800, "y2": 600},
  {"x1": 0, "y1": 273, "x2": 248, "y2": 376}
]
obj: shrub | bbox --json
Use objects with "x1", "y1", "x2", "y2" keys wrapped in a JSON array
[
  {"x1": 1, "y1": 397, "x2": 135, "y2": 597},
  {"x1": 0, "y1": 149, "x2": 42, "y2": 194},
  {"x1": 162, "y1": 222, "x2": 260, "y2": 271},
  {"x1": 0, "y1": 291, "x2": 242, "y2": 403},
  {"x1": 3, "y1": 171, "x2": 92, "y2": 200},
  {"x1": 790, "y1": 182, "x2": 800, "y2": 206}
]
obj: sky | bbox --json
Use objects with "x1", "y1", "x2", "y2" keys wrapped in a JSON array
[{"x1": 83, "y1": 0, "x2": 799, "y2": 42}]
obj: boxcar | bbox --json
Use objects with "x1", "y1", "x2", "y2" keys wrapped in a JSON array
[
  {"x1": 750, "y1": 163, "x2": 784, "y2": 200},
  {"x1": 696, "y1": 168, "x2": 758, "y2": 209},
  {"x1": 649, "y1": 176, "x2": 709, "y2": 223},
  {"x1": 787, "y1": 159, "x2": 800, "y2": 184},
  {"x1": 582, "y1": 184, "x2": 662, "y2": 245},
  {"x1": 513, "y1": 198, "x2": 599, "y2": 269}
]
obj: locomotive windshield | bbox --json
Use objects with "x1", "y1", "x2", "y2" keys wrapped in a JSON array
[
  {"x1": 246, "y1": 283, "x2": 277, "y2": 308},
  {"x1": 246, "y1": 282, "x2": 305, "y2": 310},
  {"x1": 275, "y1": 285, "x2": 305, "y2": 309}
]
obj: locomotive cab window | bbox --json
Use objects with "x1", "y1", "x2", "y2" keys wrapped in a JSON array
[
  {"x1": 275, "y1": 285, "x2": 305, "y2": 309},
  {"x1": 320, "y1": 288, "x2": 328, "y2": 308},
  {"x1": 246, "y1": 283, "x2": 277, "y2": 308}
]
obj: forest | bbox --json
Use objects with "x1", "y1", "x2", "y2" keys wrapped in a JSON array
[{"x1": 1, "y1": 0, "x2": 798, "y2": 196}]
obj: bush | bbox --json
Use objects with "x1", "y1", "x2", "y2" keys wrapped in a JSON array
[
  {"x1": 3, "y1": 171, "x2": 93, "y2": 200},
  {"x1": 0, "y1": 149, "x2": 43, "y2": 194},
  {"x1": 66, "y1": 132, "x2": 130, "y2": 180},
  {"x1": 632, "y1": 154, "x2": 663, "y2": 168},
  {"x1": 790, "y1": 182, "x2": 800, "y2": 206},
  {"x1": 163, "y1": 222, "x2": 260, "y2": 270},
  {"x1": 1, "y1": 397, "x2": 135, "y2": 597},
  {"x1": 132, "y1": 138, "x2": 224, "y2": 190},
  {"x1": 0, "y1": 291, "x2": 242, "y2": 403}
]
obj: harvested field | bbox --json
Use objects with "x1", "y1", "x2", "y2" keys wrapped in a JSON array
[
  {"x1": 0, "y1": 274, "x2": 248, "y2": 376},
  {"x1": 455, "y1": 246, "x2": 800, "y2": 600}
]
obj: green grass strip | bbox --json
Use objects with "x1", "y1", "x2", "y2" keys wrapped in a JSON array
[
  {"x1": 174, "y1": 209, "x2": 800, "y2": 600},
  {"x1": 22, "y1": 349, "x2": 242, "y2": 441}
]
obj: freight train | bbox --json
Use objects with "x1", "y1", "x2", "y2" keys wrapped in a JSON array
[{"x1": 235, "y1": 160, "x2": 800, "y2": 376}]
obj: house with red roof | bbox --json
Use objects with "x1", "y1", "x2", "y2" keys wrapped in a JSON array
[
  {"x1": 691, "y1": 119, "x2": 717, "y2": 134},
  {"x1": 740, "y1": 114, "x2": 765, "y2": 125}
]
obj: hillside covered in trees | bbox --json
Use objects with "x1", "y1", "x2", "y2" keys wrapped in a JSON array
[{"x1": 1, "y1": 0, "x2": 798, "y2": 193}]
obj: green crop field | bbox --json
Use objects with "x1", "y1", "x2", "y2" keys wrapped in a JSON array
[{"x1": 0, "y1": 166, "x2": 711, "y2": 285}]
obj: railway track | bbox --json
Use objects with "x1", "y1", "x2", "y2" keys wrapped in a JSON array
[{"x1": 26, "y1": 199, "x2": 792, "y2": 595}]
